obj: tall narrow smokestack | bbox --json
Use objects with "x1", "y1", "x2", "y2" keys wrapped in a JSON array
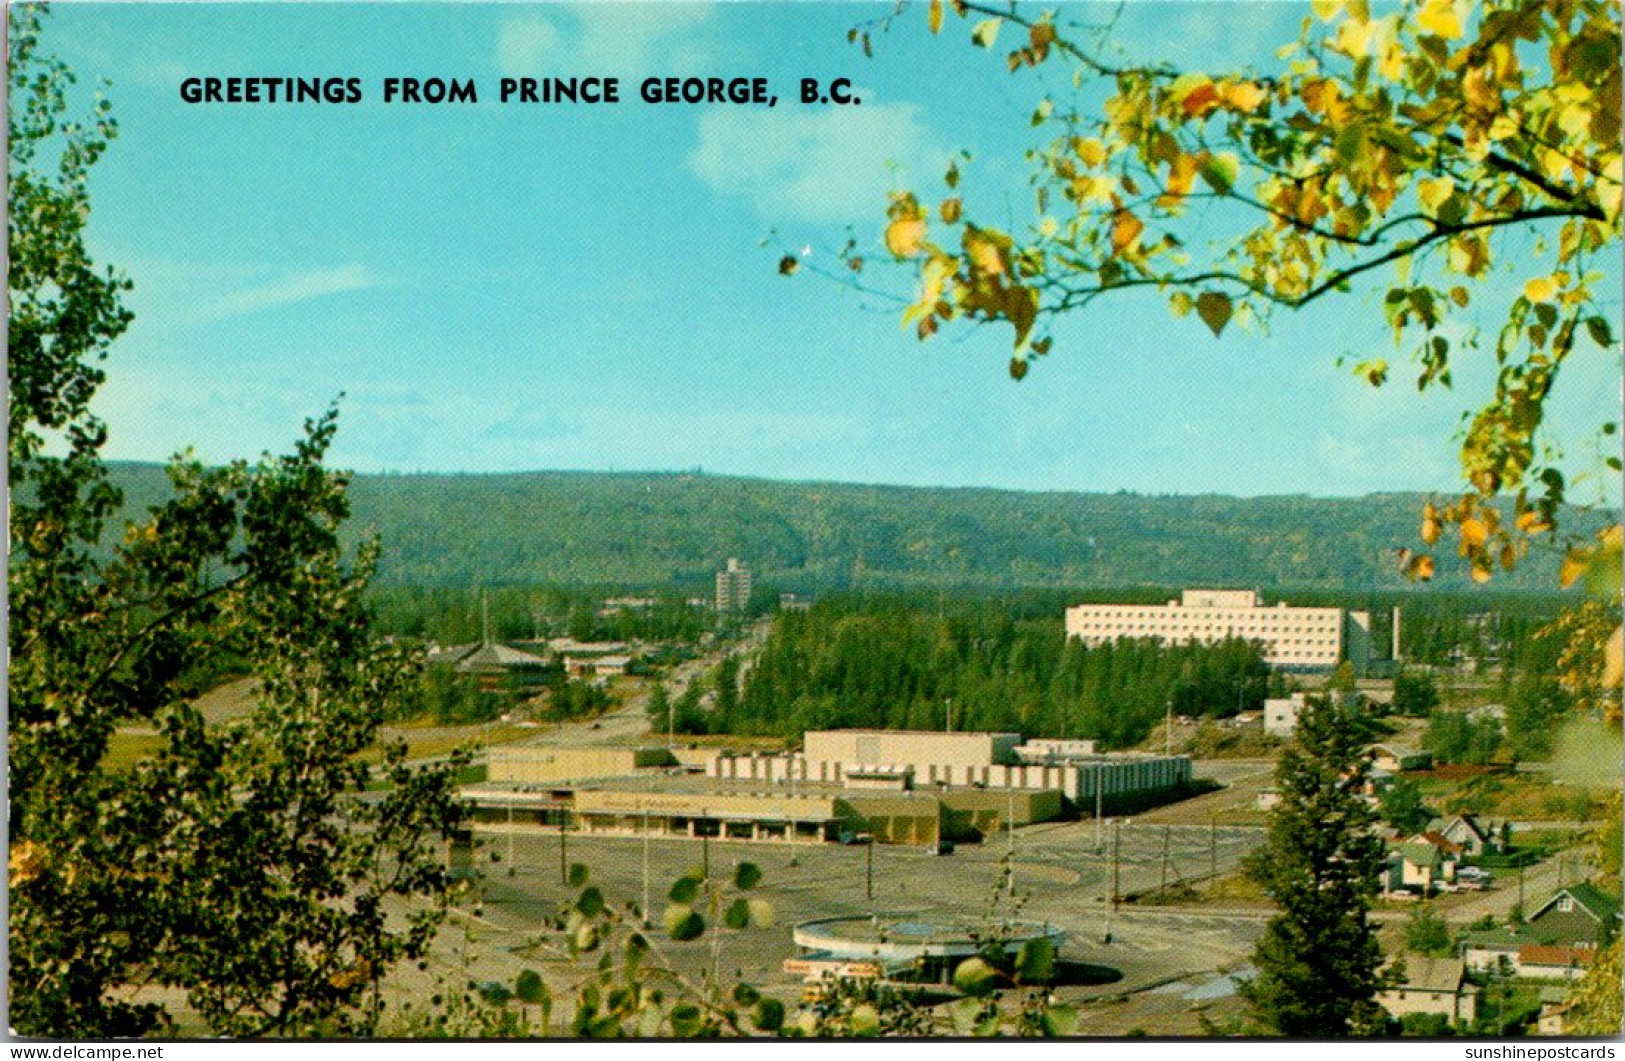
[{"x1": 1392, "y1": 606, "x2": 1401, "y2": 662}]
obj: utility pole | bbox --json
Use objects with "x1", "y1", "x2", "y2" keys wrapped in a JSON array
[
  {"x1": 1093, "y1": 778, "x2": 1103, "y2": 852},
  {"x1": 945, "y1": 698, "x2": 953, "y2": 734},
  {"x1": 559, "y1": 807, "x2": 569, "y2": 885},
  {"x1": 702, "y1": 808, "x2": 711, "y2": 879},
  {"x1": 1007, "y1": 788, "x2": 1017, "y2": 896},
  {"x1": 1160, "y1": 824, "x2": 1171, "y2": 892},
  {"x1": 1111, "y1": 819, "x2": 1121, "y2": 903},
  {"x1": 865, "y1": 839, "x2": 873, "y2": 901},
  {"x1": 642, "y1": 804, "x2": 651, "y2": 927},
  {"x1": 1104, "y1": 819, "x2": 1120, "y2": 944}
]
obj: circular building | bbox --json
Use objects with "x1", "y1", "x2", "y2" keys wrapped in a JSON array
[{"x1": 790, "y1": 915, "x2": 1065, "y2": 983}]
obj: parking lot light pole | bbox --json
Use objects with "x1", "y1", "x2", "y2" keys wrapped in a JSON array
[
  {"x1": 642, "y1": 804, "x2": 651, "y2": 927},
  {"x1": 1094, "y1": 778, "x2": 1103, "y2": 851},
  {"x1": 559, "y1": 807, "x2": 569, "y2": 885},
  {"x1": 1007, "y1": 788, "x2": 1016, "y2": 896}
]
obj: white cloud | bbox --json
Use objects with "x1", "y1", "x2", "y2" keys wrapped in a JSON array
[
  {"x1": 497, "y1": 15, "x2": 566, "y2": 74},
  {"x1": 496, "y1": 5, "x2": 719, "y2": 76},
  {"x1": 191, "y1": 265, "x2": 375, "y2": 325},
  {"x1": 689, "y1": 100, "x2": 944, "y2": 224}
]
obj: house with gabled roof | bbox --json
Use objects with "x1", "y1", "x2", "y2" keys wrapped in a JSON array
[
  {"x1": 1517, "y1": 944, "x2": 1594, "y2": 981},
  {"x1": 1527, "y1": 882, "x2": 1622, "y2": 948},
  {"x1": 1383, "y1": 832, "x2": 1461, "y2": 894},
  {"x1": 1426, "y1": 813, "x2": 1508, "y2": 857},
  {"x1": 1377, "y1": 956, "x2": 1478, "y2": 1024}
]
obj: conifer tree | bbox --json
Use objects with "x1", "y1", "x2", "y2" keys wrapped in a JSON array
[{"x1": 1242, "y1": 695, "x2": 1389, "y2": 1036}]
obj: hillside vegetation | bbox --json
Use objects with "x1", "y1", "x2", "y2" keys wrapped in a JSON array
[{"x1": 102, "y1": 463, "x2": 1607, "y2": 591}]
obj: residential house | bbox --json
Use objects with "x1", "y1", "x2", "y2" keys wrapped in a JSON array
[
  {"x1": 1518, "y1": 945, "x2": 1594, "y2": 982},
  {"x1": 1459, "y1": 927, "x2": 1531, "y2": 974},
  {"x1": 566, "y1": 654, "x2": 632, "y2": 681},
  {"x1": 1526, "y1": 882, "x2": 1622, "y2": 948},
  {"x1": 1384, "y1": 834, "x2": 1461, "y2": 894},
  {"x1": 1427, "y1": 814, "x2": 1508, "y2": 857},
  {"x1": 1377, "y1": 957, "x2": 1478, "y2": 1024},
  {"x1": 1536, "y1": 987, "x2": 1574, "y2": 1035},
  {"x1": 1372, "y1": 745, "x2": 1434, "y2": 772}
]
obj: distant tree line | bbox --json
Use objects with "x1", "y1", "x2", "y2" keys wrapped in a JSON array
[
  {"x1": 369, "y1": 586, "x2": 714, "y2": 645},
  {"x1": 401, "y1": 661, "x2": 612, "y2": 726},
  {"x1": 667, "y1": 599, "x2": 1276, "y2": 748}
]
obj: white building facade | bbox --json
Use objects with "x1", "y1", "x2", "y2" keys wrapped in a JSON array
[{"x1": 1064, "y1": 589, "x2": 1371, "y2": 672}]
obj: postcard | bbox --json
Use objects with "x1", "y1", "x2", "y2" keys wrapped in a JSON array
[{"x1": 8, "y1": 0, "x2": 1622, "y2": 1046}]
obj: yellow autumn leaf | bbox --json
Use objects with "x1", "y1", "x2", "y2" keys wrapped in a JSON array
[
  {"x1": 1559, "y1": 546, "x2": 1592, "y2": 588},
  {"x1": 1110, "y1": 210, "x2": 1144, "y2": 255},
  {"x1": 1604, "y1": 625, "x2": 1623, "y2": 688},
  {"x1": 1405, "y1": 553, "x2": 1436, "y2": 581},
  {"x1": 1524, "y1": 275, "x2": 1559, "y2": 303},
  {"x1": 886, "y1": 218, "x2": 927, "y2": 258},
  {"x1": 1220, "y1": 80, "x2": 1268, "y2": 113},
  {"x1": 928, "y1": 0, "x2": 943, "y2": 34},
  {"x1": 1416, "y1": 176, "x2": 1455, "y2": 213},
  {"x1": 1515, "y1": 509, "x2": 1551, "y2": 535},
  {"x1": 1334, "y1": 18, "x2": 1373, "y2": 57},
  {"x1": 1074, "y1": 137, "x2": 1107, "y2": 168},
  {"x1": 1311, "y1": 0, "x2": 1343, "y2": 21},
  {"x1": 1459, "y1": 517, "x2": 1488, "y2": 547},
  {"x1": 1469, "y1": 561, "x2": 1493, "y2": 584},
  {"x1": 10, "y1": 841, "x2": 44, "y2": 887},
  {"x1": 1416, "y1": 0, "x2": 1464, "y2": 39},
  {"x1": 1421, "y1": 515, "x2": 1441, "y2": 545},
  {"x1": 940, "y1": 197, "x2": 962, "y2": 224},
  {"x1": 1159, "y1": 152, "x2": 1201, "y2": 205},
  {"x1": 963, "y1": 225, "x2": 1010, "y2": 275}
]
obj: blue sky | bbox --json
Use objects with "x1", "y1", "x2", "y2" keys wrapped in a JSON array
[{"x1": 41, "y1": 1, "x2": 1623, "y2": 502}]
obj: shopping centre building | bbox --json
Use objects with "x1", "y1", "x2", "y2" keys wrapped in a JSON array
[{"x1": 460, "y1": 729, "x2": 1191, "y2": 847}]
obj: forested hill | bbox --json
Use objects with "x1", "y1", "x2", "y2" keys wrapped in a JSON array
[{"x1": 101, "y1": 463, "x2": 1607, "y2": 591}]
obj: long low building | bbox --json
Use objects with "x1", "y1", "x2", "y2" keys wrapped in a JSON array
[
  {"x1": 1065, "y1": 588, "x2": 1372, "y2": 672},
  {"x1": 709, "y1": 729, "x2": 1191, "y2": 808},
  {"x1": 461, "y1": 729, "x2": 1190, "y2": 846},
  {"x1": 461, "y1": 774, "x2": 1064, "y2": 846}
]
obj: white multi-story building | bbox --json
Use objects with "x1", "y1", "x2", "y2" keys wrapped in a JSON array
[
  {"x1": 1064, "y1": 589, "x2": 1371, "y2": 672},
  {"x1": 715, "y1": 557, "x2": 752, "y2": 613}
]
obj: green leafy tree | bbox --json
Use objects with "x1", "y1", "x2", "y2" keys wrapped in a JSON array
[
  {"x1": 1391, "y1": 669, "x2": 1441, "y2": 717},
  {"x1": 1504, "y1": 673, "x2": 1570, "y2": 760},
  {"x1": 1423, "y1": 709, "x2": 1503, "y2": 764},
  {"x1": 1566, "y1": 935, "x2": 1623, "y2": 1033},
  {"x1": 1404, "y1": 906, "x2": 1454, "y2": 956},
  {"x1": 647, "y1": 681, "x2": 673, "y2": 732},
  {"x1": 1380, "y1": 777, "x2": 1434, "y2": 834},
  {"x1": 1242, "y1": 696, "x2": 1389, "y2": 1035},
  {"x1": 7, "y1": 7, "x2": 465, "y2": 1036}
]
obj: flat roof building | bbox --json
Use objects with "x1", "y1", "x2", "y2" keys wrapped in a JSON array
[
  {"x1": 716, "y1": 558, "x2": 752, "y2": 613},
  {"x1": 1065, "y1": 589, "x2": 1372, "y2": 672}
]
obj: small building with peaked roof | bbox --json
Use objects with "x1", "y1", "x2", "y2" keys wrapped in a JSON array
[
  {"x1": 1377, "y1": 957, "x2": 1477, "y2": 1024},
  {"x1": 1527, "y1": 882, "x2": 1622, "y2": 948}
]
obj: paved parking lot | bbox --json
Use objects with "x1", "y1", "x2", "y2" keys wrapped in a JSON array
[{"x1": 385, "y1": 818, "x2": 1270, "y2": 1033}]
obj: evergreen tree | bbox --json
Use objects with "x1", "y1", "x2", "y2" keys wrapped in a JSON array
[
  {"x1": 1391, "y1": 670, "x2": 1440, "y2": 718},
  {"x1": 1242, "y1": 696, "x2": 1388, "y2": 1036},
  {"x1": 1379, "y1": 779, "x2": 1433, "y2": 835},
  {"x1": 647, "y1": 681, "x2": 672, "y2": 735}
]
